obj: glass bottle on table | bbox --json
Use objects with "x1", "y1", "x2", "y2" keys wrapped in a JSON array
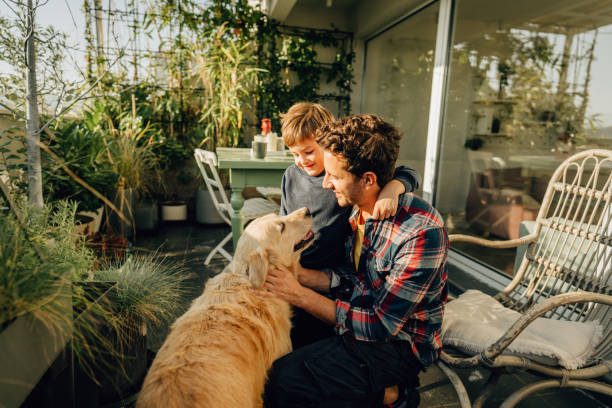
[{"x1": 262, "y1": 118, "x2": 278, "y2": 152}]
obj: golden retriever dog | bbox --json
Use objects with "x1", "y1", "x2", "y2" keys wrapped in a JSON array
[{"x1": 136, "y1": 207, "x2": 314, "y2": 408}]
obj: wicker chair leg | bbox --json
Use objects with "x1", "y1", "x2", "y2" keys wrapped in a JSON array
[
  {"x1": 435, "y1": 361, "x2": 472, "y2": 408},
  {"x1": 500, "y1": 379, "x2": 612, "y2": 408},
  {"x1": 473, "y1": 370, "x2": 502, "y2": 408}
]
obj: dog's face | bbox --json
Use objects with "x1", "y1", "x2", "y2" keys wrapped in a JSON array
[{"x1": 231, "y1": 207, "x2": 314, "y2": 287}]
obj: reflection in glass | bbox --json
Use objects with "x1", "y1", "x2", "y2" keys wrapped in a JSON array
[
  {"x1": 437, "y1": 0, "x2": 612, "y2": 275},
  {"x1": 362, "y1": 3, "x2": 440, "y2": 192}
]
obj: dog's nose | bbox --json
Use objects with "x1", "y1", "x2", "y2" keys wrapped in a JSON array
[{"x1": 304, "y1": 207, "x2": 311, "y2": 216}]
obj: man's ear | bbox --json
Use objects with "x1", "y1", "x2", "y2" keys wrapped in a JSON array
[
  {"x1": 362, "y1": 171, "x2": 377, "y2": 188},
  {"x1": 232, "y1": 247, "x2": 270, "y2": 288}
]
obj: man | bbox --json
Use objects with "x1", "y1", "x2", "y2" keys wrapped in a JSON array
[{"x1": 261, "y1": 114, "x2": 448, "y2": 408}]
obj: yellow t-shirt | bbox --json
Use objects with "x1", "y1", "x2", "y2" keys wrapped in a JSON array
[{"x1": 353, "y1": 211, "x2": 366, "y2": 270}]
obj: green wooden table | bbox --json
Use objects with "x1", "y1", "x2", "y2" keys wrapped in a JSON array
[{"x1": 216, "y1": 147, "x2": 294, "y2": 249}]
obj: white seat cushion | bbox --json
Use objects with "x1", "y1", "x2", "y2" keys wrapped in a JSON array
[
  {"x1": 242, "y1": 197, "x2": 279, "y2": 218},
  {"x1": 441, "y1": 290, "x2": 603, "y2": 369},
  {"x1": 255, "y1": 187, "x2": 282, "y2": 200},
  {"x1": 219, "y1": 198, "x2": 279, "y2": 220}
]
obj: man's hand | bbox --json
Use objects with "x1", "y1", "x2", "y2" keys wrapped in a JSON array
[
  {"x1": 258, "y1": 265, "x2": 337, "y2": 325},
  {"x1": 372, "y1": 179, "x2": 404, "y2": 219},
  {"x1": 260, "y1": 265, "x2": 306, "y2": 307}
]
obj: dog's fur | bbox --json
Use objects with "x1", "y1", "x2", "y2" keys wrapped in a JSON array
[{"x1": 136, "y1": 208, "x2": 313, "y2": 408}]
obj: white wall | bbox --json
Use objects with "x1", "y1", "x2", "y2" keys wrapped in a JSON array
[{"x1": 275, "y1": 0, "x2": 432, "y2": 117}]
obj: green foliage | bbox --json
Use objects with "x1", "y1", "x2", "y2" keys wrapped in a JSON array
[
  {"x1": 0, "y1": 11, "x2": 83, "y2": 114},
  {"x1": 0, "y1": 124, "x2": 28, "y2": 194},
  {"x1": 143, "y1": 0, "x2": 354, "y2": 142},
  {"x1": 0, "y1": 200, "x2": 96, "y2": 329},
  {"x1": 455, "y1": 29, "x2": 598, "y2": 148},
  {"x1": 0, "y1": 200, "x2": 120, "y2": 382},
  {"x1": 264, "y1": 26, "x2": 354, "y2": 128},
  {"x1": 43, "y1": 115, "x2": 118, "y2": 213},
  {"x1": 192, "y1": 23, "x2": 263, "y2": 149},
  {"x1": 0, "y1": 199, "x2": 189, "y2": 384},
  {"x1": 199, "y1": 0, "x2": 355, "y2": 129},
  {"x1": 92, "y1": 253, "x2": 190, "y2": 335},
  {"x1": 104, "y1": 110, "x2": 160, "y2": 194},
  {"x1": 87, "y1": 252, "x2": 191, "y2": 377}
]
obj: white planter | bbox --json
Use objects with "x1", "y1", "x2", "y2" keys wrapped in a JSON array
[
  {"x1": 161, "y1": 202, "x2": 187, "y2": 221},
  {"x1": 75, "y1": 206, "x2": 104, "y2": 236}
]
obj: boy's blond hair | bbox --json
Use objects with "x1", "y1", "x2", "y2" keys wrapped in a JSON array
[{"x1": 280, "y1": 102, "x2": 335, "y2": 147}]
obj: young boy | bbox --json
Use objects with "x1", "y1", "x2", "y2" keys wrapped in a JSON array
[
  {"x1": 279, "y1": 102, "x2": 421, "y2": 348},
  {"x1": 280, "y1": 102, "x2": 421, "y2": 270}
]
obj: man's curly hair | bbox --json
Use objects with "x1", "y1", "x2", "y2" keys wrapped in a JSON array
[{"x1": 315, "y1": 114, "x2": 401, "y2": 187}]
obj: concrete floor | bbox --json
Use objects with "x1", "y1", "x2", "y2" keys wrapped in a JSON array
[{"x1": 133, "y1": 221, "x2": 611, "y2": 408}]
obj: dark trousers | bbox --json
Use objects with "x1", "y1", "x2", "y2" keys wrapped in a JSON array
[
  {"x1": 290, "y1": 306, "x2": 335, "y2": 349},
  {"x1": 264, "y1": 334, "x2": 422, "y2": 408}
]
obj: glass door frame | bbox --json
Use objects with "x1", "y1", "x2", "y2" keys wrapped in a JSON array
[
  {"x1": 361, "y1": 0, "x2": 512, "y2": 292},
  {"x1": 360, "y1": 0, "x2": 455, "y2": 204}
]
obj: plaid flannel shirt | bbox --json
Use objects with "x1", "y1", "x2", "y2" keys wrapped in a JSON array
[{"x1": 325, "y1": 193, "x2": 448, "y2": 367}]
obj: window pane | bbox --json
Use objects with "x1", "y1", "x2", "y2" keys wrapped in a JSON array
[
  {"x1": 437, "y1": 0, "x2": 612, "y2": 275},
  {"x1": 362, "y1": 3, "x2": 440, "y2": 189}
]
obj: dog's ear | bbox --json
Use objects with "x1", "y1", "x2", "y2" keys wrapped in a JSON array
[
  {"x1": 231, "y1": 247, "x2": 270, "y2": 288},
  {"x1": 246, "y1": 247, "x2": 270, "y2": 288}
]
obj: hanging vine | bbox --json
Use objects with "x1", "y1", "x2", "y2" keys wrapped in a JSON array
[{"x1": 199, "y1": 0, "x2": 355, "y2": 130}]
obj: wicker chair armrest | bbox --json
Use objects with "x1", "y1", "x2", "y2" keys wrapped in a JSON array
[
  {"x1": 449, "y1": 233, "x2": 536, "y2": 249},
  {"x1": 441, "y1": 292, "x2": 612, "y2": 368}
]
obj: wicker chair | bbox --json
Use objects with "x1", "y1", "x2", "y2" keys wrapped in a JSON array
[{"x1": 438, "y1": 149, "x2": 612, "y2": 408}]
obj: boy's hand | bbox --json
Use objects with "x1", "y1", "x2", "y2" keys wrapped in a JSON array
[
  {"x1": 373, "y1": 179, "x2": 404, "y2": 219},
  {"x1": 372, "y1": 195, "x2": 398, "y2": 219}
]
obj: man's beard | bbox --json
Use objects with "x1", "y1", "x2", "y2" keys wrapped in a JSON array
[{"x1": 335, "y1": 185, "x2": 362, "y2": 208}]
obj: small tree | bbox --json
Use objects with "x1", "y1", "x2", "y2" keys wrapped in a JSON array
[
  {"x1": 192, "y1": 24, "x2": 263, "y2": 150},
  {"x1": 0, "y1": 1, "x2": 127, "y2": 217}
]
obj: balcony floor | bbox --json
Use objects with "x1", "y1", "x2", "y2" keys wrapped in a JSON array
[{"x1": 133, "y1": 221, "x2": 612, "y2": 408}]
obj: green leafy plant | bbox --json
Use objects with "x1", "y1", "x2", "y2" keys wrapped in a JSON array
[
  {"x1": 84, "y1": 251, "x2": 190, "y2": 384},
  {"x1": 193, "y1": 23, "x2": 264, "y2": 150},
  {"x1": 104, "y1": 110, "x2": 160, "y2": 196},
  {"x1": 0, "y1": 124, "x2": 28, "y2": 194},
  {"x1": 0, "y1": 199, "x2": 122, "y2": 388},
  {"x1": 43, "y1": 115, "x2": 118, "y2": 213},
  {"x1": 0, "y1": 198, "x2": 190, "y2": 388},
  {"x1": 92, "y1": 252, "x2": 191, "y2": 337},
  {"x1": 0, "y1": 200, "x2": 95, "y2": 330}
]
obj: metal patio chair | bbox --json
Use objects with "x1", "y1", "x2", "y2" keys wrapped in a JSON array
[
  {"x1": 438, "y1": 149, "x2": 612, "y2": 408},
  {"x1": 194, "y1": 149, "x2": 280, "y2": 265}
]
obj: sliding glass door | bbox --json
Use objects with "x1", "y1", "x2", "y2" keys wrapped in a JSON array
[
  {"x1": 361, "y1": 2, "x2": 440, "y2": 192},
  {"x1": 437, "y1": 0, "x2": 612, "y2": 274}
]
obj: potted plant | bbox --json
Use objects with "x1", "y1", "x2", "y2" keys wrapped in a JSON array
[
  {"x1": 0, "y1": 195, "x2": 190, "y2": 406},
  {"x1": 0, "y1": 200, "x2": 102, "y2": 407},
  {"x1": 160, "y1": 195, "x2": 188, "y2": 222},
  {"x1": 189, "y1": 24, "x2": 261, "y2": 223},
  {"x1": 85, "y1": 252, "x2": 190, "y2": 403},
  {"x1": 194, "y1": 164, "x2": 230, "y2": 225},
  {"x1": 104, "y1": 108, "x2": 160, "y2": 238},
  {"x1": 193, "y1": 23, "x2": 262, "y2": 151},
  {"x1": 134, "y1": 199, "x2": 159, "y2": 232},
  {"x1": 43, "y1": 110, "x2": 118, "y2": 236},
  {"x1": 195, "y1": 186, "x2": 227, "y2": 224}
]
